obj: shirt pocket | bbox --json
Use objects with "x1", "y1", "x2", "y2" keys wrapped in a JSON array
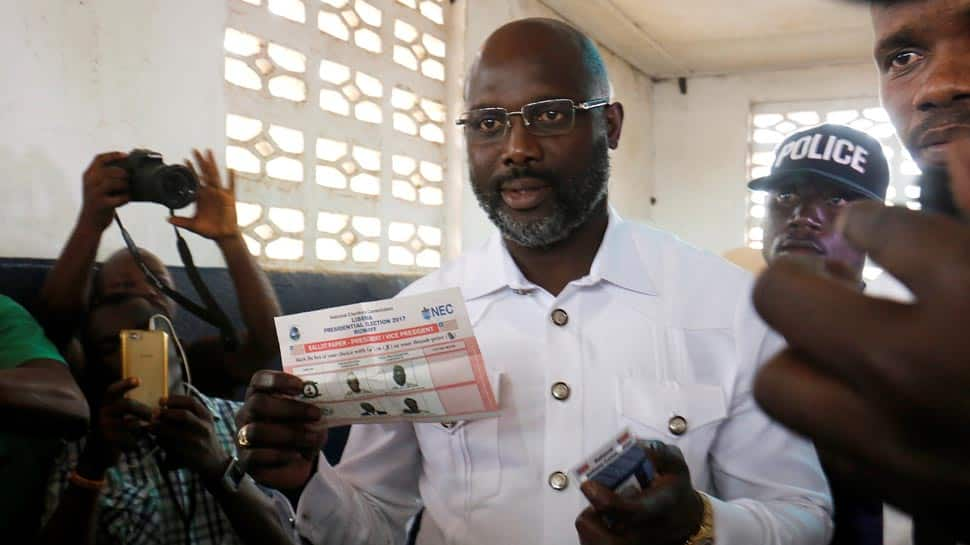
[
  {"x1": 414, "y1": 372, "x2": 504, "y2": 512},
  {"x1": 415, "y1": 420, "x2": 468, "y2": 509},
  {"x1": 617, "y1": 378, "x2": 728, "y2": 468}
]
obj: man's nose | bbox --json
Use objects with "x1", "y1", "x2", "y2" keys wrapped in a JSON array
[
  {"x1": 500, "y1": 116, "x2": 542, "y2": 168},
  {"x1": 913, "y1": 43, "x2": 970, "y2": 112},
  {"x1": 789, "y1": 204, "x2": 824, "y2": 230}
]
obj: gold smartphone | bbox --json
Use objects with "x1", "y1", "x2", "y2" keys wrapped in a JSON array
[{"x1": 120, "y1": 329, "x2": 169, "y2": 407}]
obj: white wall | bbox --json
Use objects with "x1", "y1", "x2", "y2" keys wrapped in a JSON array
[
  {"x1": 650, "y1": 62, "x2": 881, "y2": 255},
  {"x1": 457, "y1": 0, "x2": 656, "y2": 251},
  {"x1": 7, "y1": 1, "x2": 870, "y2": 268},
  {"x1": 2, "y1": 0, "x2": 226, "y2": 266},
  {"x1": 3, "y1": 0, "x2": 652, "y2": 268}
]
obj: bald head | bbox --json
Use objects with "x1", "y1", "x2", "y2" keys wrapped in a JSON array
[
  {"x1": 467, "y1": 18, "x2": 610, "y2": 103},
  {"x1": 461, "y1": 18, "x2": 624, "y2": 251},
  {"x1": 103, "y1": 247, "x2": 165, "y2": 274},
  {"x1": 96, "y1": 247, "x2": 175, "y2": 316}
]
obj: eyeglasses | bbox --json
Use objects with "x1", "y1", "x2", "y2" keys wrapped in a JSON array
[{"x1": 456, "y1": 97, "x2": 609, "y2": 142}]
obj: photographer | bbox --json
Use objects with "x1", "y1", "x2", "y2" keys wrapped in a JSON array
[
  {"x1": 37, "y1": 294, "x2": 294, "y2": 545},
  {"x1": 752, "y1": 0, "x2": 970, "y2": 541},
  {"x1": 38, "y1": 149, "x2": 282, "y2": 399}
]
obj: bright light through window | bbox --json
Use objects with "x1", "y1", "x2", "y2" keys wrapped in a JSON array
[
  {"x1": 746, "y1": 101, "x2": 920, "y2": 283},
  {"x1": 225, "y1": 0, "x2": 450, "y2": 271}
]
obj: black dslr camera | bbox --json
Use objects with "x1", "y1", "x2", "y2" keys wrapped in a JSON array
[{"x1": 110, "y1": 149, "x2": 199, "y2": 209}]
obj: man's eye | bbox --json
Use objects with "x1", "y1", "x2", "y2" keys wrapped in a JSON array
[
  {"x1": 776, "y1": 192, "x2": 797, "y2": 204},
  {"x1": 889, "y1": 51, "x2": 923, "y2": 71},
  {"x1": 827, "y1": 196, "x2": 848, "y2": 206},
  {"x1": 476, "y1": 118, "x2": 502, "y2": 132},
  {"x1": 537, "y1": 110, "x2": 563, "y2": 122}
]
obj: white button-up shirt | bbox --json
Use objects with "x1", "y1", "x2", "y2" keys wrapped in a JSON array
[{"x1": 294, "y1": 214, "x2": 833, "y2": 545}]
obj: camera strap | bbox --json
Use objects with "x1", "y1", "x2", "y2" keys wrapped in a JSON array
[{"x1": 114, "y1": 212, "x2": 239, "y2": 351}]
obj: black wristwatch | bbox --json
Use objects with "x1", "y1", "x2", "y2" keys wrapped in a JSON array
[{"x1": 220, "y1": 456, "x2": 248, "y2": 493}]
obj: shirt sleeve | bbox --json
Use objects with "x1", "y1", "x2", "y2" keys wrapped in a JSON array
[
  {"x1": 706, "y1": 299, "x2": 834, "y2": 545},
  {"x1": 0, "y1": 296, "x2": 65, "y2": 369},
  {"x1": 296, "y1": 422, "x2": 423, "y2": 545},
  {"x1": 41, "y1": 441, "x2": 75, "y2": 528}
]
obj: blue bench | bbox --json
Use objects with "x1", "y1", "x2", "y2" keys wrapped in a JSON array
[{"x1": 1, "y1": 257, "x2": 417, "y2": 465}]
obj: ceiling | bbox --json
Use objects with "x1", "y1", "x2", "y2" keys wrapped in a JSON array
[{"x1": 541, "y1": 0, "x2": 877, "y2": 78}]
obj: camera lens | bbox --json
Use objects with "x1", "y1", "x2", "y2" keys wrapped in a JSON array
[{"x1": 158, "y1": 166, "x2": 199, "y2": 209}]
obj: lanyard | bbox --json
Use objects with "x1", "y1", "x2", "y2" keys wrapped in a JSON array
[
  {"x1": 114, "y1": 212, "x2": 239, "y2": 351},
  {"x1": 154, "y1": 449, "x2": 198, "y2": 545}
]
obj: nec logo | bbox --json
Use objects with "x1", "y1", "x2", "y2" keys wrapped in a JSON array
[{"x1": 421, "y1": 304, "x2": 454, "y2": 320}]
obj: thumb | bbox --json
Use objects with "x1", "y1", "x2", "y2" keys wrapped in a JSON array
[
  {"x1": 168, "y1": 216, "x2": 195, "y2": 230},
  {"x1": 837, "y1": 200, "x2": 970, "y2": 299},
  {"x1": 642, "y1": 440, "x2": 689, "y2": 476}
]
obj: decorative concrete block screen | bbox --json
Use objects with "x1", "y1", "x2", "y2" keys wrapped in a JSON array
[
  {"x1": 225, "y1": 0, "x2": 449, "y2": 272},
  {"x1": 746, "y1": 99, "x2": 921, "y2": 280}
]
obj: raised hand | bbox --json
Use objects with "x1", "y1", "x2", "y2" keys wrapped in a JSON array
[
  {"x1": 753, "y1": 191, "x2": 970, "y2": 536},
  {"x1": 169, "y1": 148, "x2": 240, "y2": 242},
  {"x1": 79, "y1": 151, "x2": 130, "y2": 232}
]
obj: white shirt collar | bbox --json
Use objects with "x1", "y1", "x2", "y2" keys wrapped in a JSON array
[{"x1": 460, "y1": 208, "x2": 659, "y2": 300}]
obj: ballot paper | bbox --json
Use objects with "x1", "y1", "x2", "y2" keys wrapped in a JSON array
[{"x1": 274, "y1": 288, "x2": 499, "y2": 425}]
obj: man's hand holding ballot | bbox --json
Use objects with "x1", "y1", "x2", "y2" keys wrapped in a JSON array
[
  {"x1": 235, "y1": 287, "x2": 499, "y2": 500},
  {"x1": 235, "y1": 371, "x2": 328, "y2": 495},
  {"x1": 273, "y1": 288, "x2": 498, "y2": 425}
]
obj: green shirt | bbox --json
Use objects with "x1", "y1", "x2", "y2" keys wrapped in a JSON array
[{"x1": 0, "y1": 295, "x2": 68, "y2": 537}]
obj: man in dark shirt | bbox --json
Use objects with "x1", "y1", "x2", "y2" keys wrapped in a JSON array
[
  {"x1": 753, "y1": 123, "x2": 890, "y2": 545},
  {"x1": 0, "y1": 295, "x2": 89, "y2": 537}
]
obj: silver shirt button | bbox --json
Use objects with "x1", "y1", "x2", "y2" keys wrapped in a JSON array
[
  {"x1": 550, "y1": 308, "x2": 569, "y2": 326},
  {"x1": 551, "y1": 381, "x2": 571, "y2": 401},
  {"x1": 548, "y1": 471, "x2": 569, "y2": 491},
  {"x1": 668, "y1": 415, "x2": 688, "y2": 436}
]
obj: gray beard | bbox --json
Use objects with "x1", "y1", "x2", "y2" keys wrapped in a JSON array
[{"x1": 474, "y1": 139, "x2": 611, "y2": 249}]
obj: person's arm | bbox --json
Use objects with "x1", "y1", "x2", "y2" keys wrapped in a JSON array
[
  {"x1": 37, "y1": 378, "x2": 149, "y2": 545},
  {"x1": 702, "y1": 309, "x2": 833, "y2": 545},
  {"x1": 203, "y1": 465, "x2": 298, "y2": 545},
  {"x1": 153, "y1": 394, "x2": 293, "y2": 545},
  {"x1": 294, "y1": 422, "x2": 422, "y2": 545},
  {"x1": 0, "y1": 296, "x2": 89, "y2": 438},
  {"x1": 171, "y1": 149, "x2": 282, "y2": 384},
  {"x1": 37, "y1": 440, "x2": 116, "y2": 545},
  {"x1": 37, "y1": 152, "x2": 130, "y2": 346},
  {"x1": 0, "y1": 360, "x2": 88, "y2": 439},
  {"x1": 237, "y1": 371, "x2": 422, "y2": 545}
]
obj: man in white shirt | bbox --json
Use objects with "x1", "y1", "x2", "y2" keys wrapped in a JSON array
[{"x1": 234, "y1": 18, "x2": 833, "y2": 545}]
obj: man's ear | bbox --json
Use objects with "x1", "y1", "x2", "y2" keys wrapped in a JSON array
[{"x1": 605, "y1": 102, "x2": 624, "y2": 150}]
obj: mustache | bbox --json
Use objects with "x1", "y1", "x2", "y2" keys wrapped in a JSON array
[
  {"x1": 487, "y1": 167, "x2": 557, "y2": 191},
  {"x1": 912, "y1": 107, "x2": 970, "y2": 148}
]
